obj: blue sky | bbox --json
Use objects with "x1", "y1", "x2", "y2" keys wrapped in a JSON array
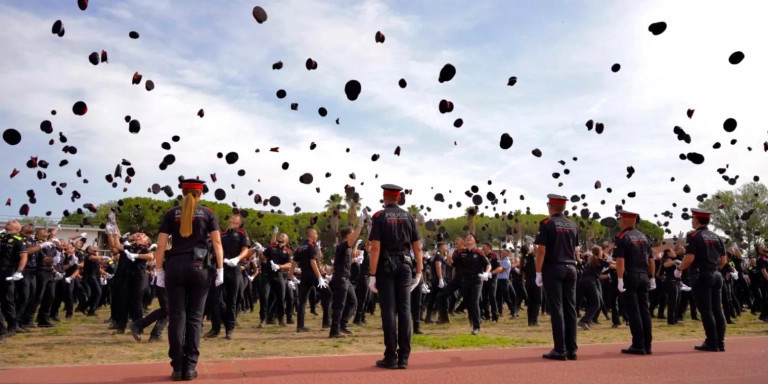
[{"x1": 0, "y1": 0, "x2": 765, "y2": 233}]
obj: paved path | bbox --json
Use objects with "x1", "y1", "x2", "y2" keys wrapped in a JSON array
[{"x1": 1, "y1": 337, "x2": 766, "y2": 383}]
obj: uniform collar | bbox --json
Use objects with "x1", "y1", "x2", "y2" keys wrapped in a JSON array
[{"x1": 384, "y1": 203, "x2": 398, "y2": 208}]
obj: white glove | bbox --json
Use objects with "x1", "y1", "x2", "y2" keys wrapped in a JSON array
[
  {"x1": 64, "y1": 276, "x2": 72, "y2": 284},
  {"x1": 326, "y1": 275, "x2": 333, "y2": 283},
  {"x1": 294, "y1": 267, "x2": 302, "y2": 274},
  {"x1": 369, "y1": 276, "x2": 378, "y2": 293},
  {"x1": 80, "y1": 232, "x2": 87, "y2": 238},
  {"x1": 424, "y1": 251, "x2": 431, "y2": 260},
  {"x1": 40, "y1": 241, "x2": 53, "y2": 249},
  {"x1": 354, "y1": 239, "x2": 363, "y2": 250},
  {"x1": 675, "y1": 259, "x2": 682, "y2": 266},
  {"x1": 225, "y1": 258, "x2": 239, "y2": 267},
  {"x1": 69, "y1": 257, "x2": 77, "y2": 266},
  {"x1": 123, "y1": 241, "x2": 131, "y2": 247},
  {"x1": 410, "y1": 273, "x2": 422, "y2": 292},
  {"x1": 247, "y1": 275, "x2": 255, "y2": 282},
  {"x1": 106, "y1": 223, "x2": 117, "y2": 235},
  {"x1": 680, "y1": 283, "x2": 692, "y2": 292},
  {"x1": 438, "y1": 278, "x2": 445, "y2": 289},
  {"x1": 355, "y1": 254, "x2": 364, "y2": 264},
  {"x1": 149, "y1": 244, "x2": 158, "y2": 252},
  {"x1": 54, "y1": 272, "x2": 64, "y2": 281},
  {"x1": 57, "y1": 224, "x2": 62, "y2": 231},
  {"x1": 535, "y1": 272, "x2": 543, "y2": 287},
  {"x1": 649, "y1": 278, "x2": 657, "y2": 291},
  {"x1": 478, "y1": 272, "x2": 489, "y2": 282},
  {"x1": 674, "y1": 268, "x2": 682, "y2": 279},
  {"x1": 215, "y1": 268, "x2": 224, "y2": 287},
  {"x1": 5, "y1": 271, "x2": 23, "y2": 281},
  {"x1": 156, "y1": 269, "x2": 165, "y2": 288},
  {"x1": 251, "y1": 242, "x2": 264, "y2": 253},
  {"x1": 317, "y1": 277, "x2": 328, "y2": 289},
  {"x1": 101, "y1": 256, "x2": 111, "y2": 262},
  {"x1": 605, "y1": 255, "x2": 613, "y2": 263},
  {"x1": 731, "y1": 272, "x2": 738, "y2": 280},
  {"x1": 287, "y1": 280, "x2": 296, "y2": 290},
  {"x1": 292, "y1": 277, "x2": 300, "y2": 284},
  {"x1": 105, "y1": 273, "x2": 114, "y2": 280},
  {"x1": 100, "y1": 278, "x2": 107, "y2": 286},
  {"x1": 421, "y1": 284, "x2": 430, "y2": 294},
  {"x1": 273, "y1": 226, "x2": 279, "y2": 234},
  {"x1": 108, "y1": 212, "x2": 116, "y2": 224},
  {"x1": 270, "y1": 260, "x2": 280, "y2": 272},
  {"x1": 618, "y1": 278, "x2": 626, "y2": 293},
  {"x1": 52, "y1": 253, "x2": 61, "y2": 265},
  {"x1": 125, "y1": 252, "x2": 138, "y2": 262},
  {"x1": 358, "y1": 211, "x2": 367, "y2": 228},
  {"x1": 513, "y1": 267, "x2": 520, "y2": 274}
]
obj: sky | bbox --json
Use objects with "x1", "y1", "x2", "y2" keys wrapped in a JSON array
[{"x1": 0, "y1": 0, "x2": 766, "y2": 235}]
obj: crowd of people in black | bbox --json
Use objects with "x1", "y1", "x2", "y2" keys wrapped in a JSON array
[{"x1": 2, "y1": 216, "x2": 767, "y2": 346}]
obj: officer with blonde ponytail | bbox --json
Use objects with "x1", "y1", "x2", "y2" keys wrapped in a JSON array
[{"x1": 154, "y1": 179, "x2": 223, "y2": 381}]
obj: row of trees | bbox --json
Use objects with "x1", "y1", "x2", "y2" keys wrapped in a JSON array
[{"x1": 37, "y1": 182, "x2": 767, "y2": 255}]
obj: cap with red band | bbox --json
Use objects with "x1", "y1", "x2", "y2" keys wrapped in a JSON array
[
  {"x1": 381, "y1": 183, "x2": 403, "y2": 198},
  {"x1": 617, "y1": 210, "x2": 639, "y2": 219},
  {"x1": 180, "y1": 178, "x2": 205, "y2": 190},
  {"x1": 691, "y1": 208, "x2": 711, "y2": 219},
  {"x1": 547, "y1": 193, "x2": 567, "y2": 204}
]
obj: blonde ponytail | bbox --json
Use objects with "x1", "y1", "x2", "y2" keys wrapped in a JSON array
[{"x1": 180, "y1": 190, "x2": 200, "y2": 238}]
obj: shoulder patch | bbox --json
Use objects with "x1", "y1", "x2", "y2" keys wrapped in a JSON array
[
  {"x1": 616, "y1": 229, "x2": 630, "y2": 240},
  {"x1": 236, "y1": 228, "x2": 246, "y2": 234},
  {"x1": 540, "y1": 218, "x2": 550, "y2": 224},
  {"x1": 373, "y1": 210, "x2": 383, "y2": 218}
]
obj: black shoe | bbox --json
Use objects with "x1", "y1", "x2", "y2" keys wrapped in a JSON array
[
  {"x1": 353, "y1": 320, "x2": 364, "y2": 326},
  {"x1": 37, "y1": 322, "x2": 55, "y2": 328},
  {"x1": 322, "y1": 323, "x2": 330, "y2": 329},
  {"x1": 528, "y1": 322, "x2": 539, "y2": 327},
  {"x1": 257, "y1": 321, "x2": 266, "y2": 328},
  {"x1": 0, "y1": 335, "x2": 5, "y2": 344},
  {"x1": 329, "y1": 331, "x2": 347, "y2": 338},
  {"x1": 203, "y1": 329, "x2": 219, "y2": 339},
  {"x1": 436, "y1": 317, "x2": 450, "y2": 325},
  {"x1": 22, "y1": 322, "x2": 36, "y2": 329},
  {"x1": 171, "y1": 371, "x2": 183, "y2": 381},
  {"x1": 225, "y1": 330, "x2": 233, "y2": 340},
  {"x1": 621, "y1": 347, "x2": 646, "y2": 355},
  {"x1": 148, "y1": 335, "x2": 163, "y2": 343},
  {"x1": 656, "y1": 314, "x2": 665, "y2": 320},
  {"x1": 130, "y1": 323, "x2": 142, "y2": 342},
  {"x1": 645, "y1": 349, "x2": 652, "y2": 355},
  {"x1": 310, "y1": 311, "x2": 318, "y2": 316},
  {"x1": 87, "y1": 311, "x2": 98, "y2": 317},
  {"x1": 267, "y1": 319, "x2": 277, "y2": 325},
  {"x1": 542, "y1": 350, "x2": 567, "y2": 361},
  {"x1": 182, "y1": 370, "x2": 197, "y2": 381},
  {"x1": 578, "y1": 321, "x2": 590, "y2": 330},
  {"x1": 566, "y1": 351, "x2": 577, "y2": 360},
  {"x1": 375, "y1": 359, "x2": 398, "y2": 369},
  {"x1": 278, "y1": 319, "x2": 286, "y2": 327},
  {"x1": 471, "y1": 328, "x2": 480, "y2": 335},
  {"x1": 340, "y1": 328, "x2": 353, "y2": 335},
  {"x1": 15, "y1": 326, "x2": 29, "y2": 334},
  {"x1": 414, "y1": 328, "x2": 424, "y2": 335},
  {"x1": 286, "y1": 318, "x2": 295, "y2": 325},
  {"x1": 397, "y1": 359, "x2": 408, "y2": 369},
  {"x1": 726, "y1": 319, "x2": 734, "y2": 325},
  {"x1": 694, "y1": 343, "x2": 719, "y2": 352},
  {"x1": 611, "y1": 324, "x2": 620, "y2": 328},
  {"x1": 297, "y1": 327, "x2": 311, "y2": 333},
  {"x1": 718, "y1": 345, "x2": 725, "y2": 352},
  {"x1": 360, "y1": 318, "x2": 367, "y2": 325},
  {"x1": 113, "y1": 328, "x2": 125, "y2": 335}
]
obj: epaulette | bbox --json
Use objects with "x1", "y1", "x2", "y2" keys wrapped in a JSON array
[
  {"x1": 616, "y1": 228, "x2": 630, "y2": 240},
  {"x1": 13, "y1": 235, "x2": 23, "y2": 240},
  {"x1": 373, "y1": 210, "x2": 383, "y2": 218},
  {"x1": 236, "y1": 228, "x2": 246, "y2": 234},
  {"x1": 540, "y1": 218, "x2": 550, "y2": 224}
]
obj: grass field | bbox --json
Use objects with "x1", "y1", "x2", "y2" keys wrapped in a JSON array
[{"x1": 2, "y1": 304, "x2": 766, "y2": 368}]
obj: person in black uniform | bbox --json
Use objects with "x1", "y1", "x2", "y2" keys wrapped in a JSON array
[
  {"x1": 293, "y1": 227, "x2": 328, "y2": 332},
  {"x1": 34, "y1": 238, "x2": 58, "y2": 328},
  {"x1": 205, "y1": 214, "x2": 249, "y2": 339},
  {"x1": 436, "y1": 238, "x2": 465, "y2": 323},
  {"x1": 756, "y1": 247, "x2": 768, "y2": 322},
  {"x1": 259, "y1": 227, "x2": 293, "y2": 328},
  {"x1": 674, "y1": 208, "x2": 727, "y2": 352},
  {"x1": 613, "y1": 210, "x2": 655, "y2": 355},
  {"x1": 80, "y1": 245, "x2": 104, "y2": 316},
  {"x1": 130, "y1": 250, "x2": 169, "y2": 343},
  {"x1": 368, "y1": 184, "x2": 423, "y2": 369},
  {"x1": 353, "y1": 240, "x2": 372, "y2": 326},
  {"x1": 480, "y1": 243, "x2": 501, "y2": 322},
  {"x1": 107, "y1": 226, "x2": 154, "y2": 334},
  {"x1": 660, "y1": 249, "x2": 682, "y2": 325},
  {"x1": 521, "y1": 245, "x2": 541, "y2": 326},
  {"x1": 329, "y1": 213, "x2": 365, "y2": 338},
  {"x1": 534, "y1": 194, "x2": 579, "y2": 361},
  {"x1": 454, "y1": 234, "x2": 491, "y2": 335},
  {"x1": 154, "y1": 179, "x2": 224, "y2": 381},
  {"x1": 1, "y1": 220, "x2": 28, "y2": 342},
  {"x1": 424, "y1": 242, "x2": 447, "y2": 324}
]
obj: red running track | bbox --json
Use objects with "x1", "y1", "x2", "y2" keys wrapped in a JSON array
[{"x1": 1, "y1": 337, "x2": 766, "y2": 384}]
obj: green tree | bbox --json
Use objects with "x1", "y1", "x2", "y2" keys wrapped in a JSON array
[{"x1": 699, "y1": 182, "x2": 768, "y2": 253}]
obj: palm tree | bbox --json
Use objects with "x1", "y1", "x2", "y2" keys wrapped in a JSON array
[
  {"x1": 466, "y1": 206, "x2": 477, "y2": 235},
  {"x1": 324, "y1": 194, "x2": 346, "y2": 213},
  {"x1": 406, "y1": 205, "x2": 420, "y2": 219}
]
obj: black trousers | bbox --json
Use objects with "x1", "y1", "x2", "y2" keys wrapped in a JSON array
[
  {"x1": 512, "y1": 278, "x2": 527, "y2": 309},
  {"x1": 51, "y1": 278, "x2": 74, "y2": 319},
  {"x1": 134, "y1": 286, "x2": 169, "y2": 338},
  {"x1": 166, "y1": 255, "x2": 211, "y2": 372},
  {"x1": 222, "y1": 267, "x2": 241, "y2": 331},
  {"x1": 526, "y1": 282, "x2": 541, "y2": 324},
  {"x1": 1, "y1": 271, "x2": 17, "y2": 334},
  {"x1": 577, "y1": 279, "x2": 601, "y2": 324},
  {"x1": 425, "y1": 280, "x2": 442, "y2": 316},
  {"x1": 206, "y1": 281, "x2": 222, "y2": 331},
  {"x1": 110, "y1": 272, "x2": 126, "y2": 325},
  {"x1": 354, "y1": 275, "x2": 370, "y2": 320},
  {"x1": 462, "y1": 278, "x2": 483, "y2": 329},
  {"x1": 259, "y1": 275, "x2": 285, "y2": 322},
  {"x1": 330, "y1": 277, "x2": 357, "y2": 332},
  {"x1": 481, "y1": 277, "x2": 498, "y2": 320},
  {"x1": 664, "y1": 279, "x2": 681, "y2": 324},
  {"x1": 376, "y1": 263, "x2": 413, "y2": 361},
  {"x1": 284, "y1": 279, "x2": 295, "y2": 321},
  {"x1": 542, "y1": 264, "x2": 578, "y2": 353},
  {"x1": 410, "y1": 280, "x2": 423, "y2": 330},
  {"x1": 34, "y1": 270, "x2": 55, "y2": 324},
  {"x1": 118, "y1": 269, "x2": 147, "y2": 327},
  {"x1": 320, "y1": 284, "x2": 331, "y2": 326},
  {"x1": 84, "y1": 275, "x2": 101, "y2": 314},
  {"x1": 693, "y1": 271, "x2": 726, "y2": 348},
  {"x1": 761, "y1": 282, "x2": 768, "y2": 319},
  {"x1": 15, "y1": 271, "x2": 36, "y2": 325},
  {"x1": 437, "y1": 277, "x2": 463, "y2": 319},
  {"x1": 622, "y1": 272, "x2": 652, "y2": 351},
  {"x1": 296, "y1": 277, "x2": 317, "y2": 329}
]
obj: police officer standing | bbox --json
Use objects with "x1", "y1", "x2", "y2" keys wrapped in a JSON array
[
  {"x1": 154, "y1": 179, "x2": 224, "y2": 381},
  {"x1": 674, "y1": 208, "x2": 727, "y2": 352},
  {"x1": 259, "y1": 227, "x2": 293, "y2": 328},
  {"x1": 613, "y1": 210, "x2": 655, "y2": 355},
  {"x1": 534, "y1": 194, "x2": 579, "y2": 361},
  {"x1": 206, "y1": 215, "x2": 248, "y2": 340},
  {"x1": 1, "y1": 220, "x2": 28, "y2": 342},
  {"x1": 293, "y1": 227, "x2": 328, "y2": 332},
  {"x1": 454, "y1": 234, "x2": 491, "y2": 335},
  {"x1": 329, "y1": 213, "x2": 365, "y2": 338},
  {"x1": 368, "y1": 184, "x2": 423, "y2": 369}
]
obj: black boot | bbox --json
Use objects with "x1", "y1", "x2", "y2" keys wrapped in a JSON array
[{"x1": 424, "y1": 311, "x2": 435, "y2": 324}]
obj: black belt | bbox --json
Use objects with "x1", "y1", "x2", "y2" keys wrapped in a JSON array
[{"x1": 547, "y1": 262, "x2": 577, "y2": 266}]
